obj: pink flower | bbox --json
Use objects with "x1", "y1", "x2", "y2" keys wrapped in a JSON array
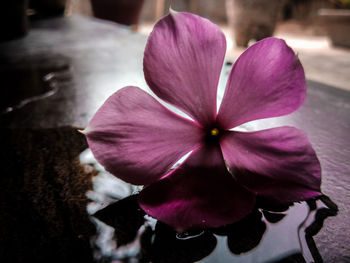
[{"x1": 84, "y1": 11, "x2": 321, "y2": 231}]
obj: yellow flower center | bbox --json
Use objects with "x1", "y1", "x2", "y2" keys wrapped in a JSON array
[{"x1": 210, "y1": 128, "x2": 219, "y2": 136}]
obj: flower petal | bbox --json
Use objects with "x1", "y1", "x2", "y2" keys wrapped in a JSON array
[
  {"x1": 85, "y1": 86, "x2": 202, "y2": 185},
  {"x1": 217, "y1": 37, "x2": 306, "y2": 129},
  {"x1": 144, "y1": 11, "x2": 226, "y2": 127},
  {"x1": 138, "y1": 144, "x2": 255, "y2": 231},
  {"x1": 220, "y1": 127, "x2": 321, "y2": 203}
]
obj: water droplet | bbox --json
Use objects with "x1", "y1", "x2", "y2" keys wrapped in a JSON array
[{"x1": 176, "y1": 230, "x2": 205, "y2": 240}]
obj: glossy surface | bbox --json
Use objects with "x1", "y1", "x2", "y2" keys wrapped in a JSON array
[
  {"x1": 0, "y1": 15, "x2": 349, "y2": 262},
  {"x1": 83, "y1": 147, "x2": 337, "y2": 263},
  {"x1": 0, "y1": 16, "x2": 148, "y2": 129}
]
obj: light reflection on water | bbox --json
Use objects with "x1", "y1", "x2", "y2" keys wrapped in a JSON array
[
  {"x1": 0, "y1": 60, "x2": 70, "y2": 115},
  {"x1": 201, "y1": 203, "x2": 308, "y2": 263},
  {"x1": 80, "y1": 148, "x2": 141, "y2": 215},
  {"x1": 80, "y1": 149, "x2": 337, "y2": 263}
]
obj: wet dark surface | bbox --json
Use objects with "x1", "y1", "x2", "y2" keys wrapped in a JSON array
[
  {"x1": 0, "y1": 15, "x2": 147, "y2": 129},
  {"x1": 240, "y1": 81, "x2": 350, "y2": 263},
  {"x1": 0, "y1": 127, "x2": 94, "y2": 263},
  {"x1": 0, "y1": 57, "x2": 69, "y2": 114},
  {"x1": 0, "y1": 15, "x2": 349, "y2": 262},
  {"x1": 80, "y1": 148, "x2": 338, "y2": 263},
  {"x1": 90, "y1": 195, "x2": 337, "y2": 263},
  {"x1": 0, "y1": 15, "x2": 147, "y2": 263}
]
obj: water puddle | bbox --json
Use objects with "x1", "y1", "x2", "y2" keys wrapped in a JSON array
[
  {"x1": 0, "y1": 58, "x2": 70, "y2": 114},
  {"x1": 80, "y1": 149, "x2": 338, "y2": 263}
]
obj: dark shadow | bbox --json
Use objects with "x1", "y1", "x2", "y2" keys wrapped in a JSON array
[
  {"x1": 303, "y1": 196, "x2": 338, "y2": 263},
  {"x1": 93, "y1": 195, "x2": 146, "y2": 247},
  {"x1": 213, "y1": 209, "x2": 267, "y2": 254}
]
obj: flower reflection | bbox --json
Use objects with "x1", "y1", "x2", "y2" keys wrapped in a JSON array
[{"x1": 90, "y1": 194, "x2": 337, "y2": 263}]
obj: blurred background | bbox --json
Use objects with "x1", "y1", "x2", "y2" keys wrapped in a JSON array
[
  {"x1": 1, "y1": 0, "x2": 349, "y2": 91},
  {"x1": 65, "y1": 0, "x2": 350, "y2": 91}
]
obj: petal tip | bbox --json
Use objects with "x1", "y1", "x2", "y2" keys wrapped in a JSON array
[
  {"x1": 78, "y1": 127, "x2": 88, "y2": 135},
  {"x1": 169, "y1": 7, "x2": 178, "y2": 16}
]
